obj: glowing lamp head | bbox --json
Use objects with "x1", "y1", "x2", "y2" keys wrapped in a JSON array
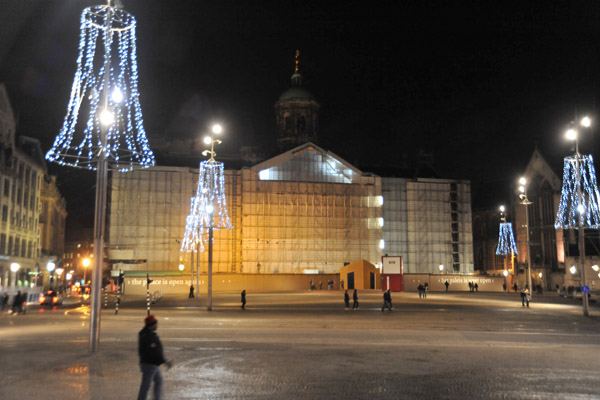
[
  {"x1": 499, "y1": 205, "x2": 505, "y2": 213},
  {"x1": 47, "y1": 262, "x2": 56, "y2": 272},
  {"x1": 379, "y1": 239, "x2": 385, "y2": 250},
  {"x1": 203, "y1": 136, "x2": 212, "y2": 145},
  {"x1": 178, "y1": 264, "x2": 185, "y2": 271},
  {"x1": 570, "y1": 265, "x2": 577, "y2": 274},
  {"x1": 111, "y1": 87, "x2": 123, "y2": 103},
  {"x1": 82, "y1": 258, "x2": 91, "y2": 268},
  {"x1": 503, "y1": 270, "x2": 509, "y2": 277},
  {"x1": 592, "y1": 265, "x2": 599, "y2": 272},
  {"x1": 10, "y1": 263, "x2": 20, "y2": 272},
  {"x1": 212, "y1": 124, "x2": 222, "y2": 134},
  {"x1": 519, "y1": 185, "x2": 525, "y2": 193},
  {"x1": 519, "y1": 177, "x2": 526, "y2": 186},
  {"x1": 99, "y1": 108, "x2": 114, "y2": 125},
  {"x1": 566, "y1": 128, "x2": 577, "y2": 141},
  {"x1": 581, "y1": 116, "x2": 591, "y2": 128},
  {"x1": 439, "y1": 264, "x2": 444, "y2": 271}
]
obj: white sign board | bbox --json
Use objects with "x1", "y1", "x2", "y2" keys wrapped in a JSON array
[{"x1": 382, "y1": 256, "x2": 403, "y2": 274}]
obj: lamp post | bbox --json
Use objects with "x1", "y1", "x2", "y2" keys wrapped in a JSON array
[
  {"x1": 203, "y1": 124, "x2": 222, "y2": 312},
  {"x1": 10, "y1": 263, "x2": 20, "y2": 287},
  {"x1": 439, "y1": 264, "x2": 444, "y2": 273},
  {"x1": 518, "y1": 177, "x2": 533, "y2": 296},
  {"x1": 499, "y1": 206, "x2": 509, "y2": 289},
  {"x1": 564, "y1": 116, "x2": 593, "y2": 316}
]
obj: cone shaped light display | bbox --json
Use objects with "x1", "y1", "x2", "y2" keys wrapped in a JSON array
[
  {"x1": 496, "y1": 222, "x2": 518, "y2": 256},
  {"x1": 555, "y1": 154, "x2": 600, "y2": 229},
  {"x1": 181, "y1": 160, "x2": 233, "y2": 252},
  {"x1": 45, "y1": 4, "x2": 154, "y2": 171}
]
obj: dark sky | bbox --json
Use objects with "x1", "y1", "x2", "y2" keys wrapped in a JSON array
[{"x1": 2, "y1": 1, "x2": 600, "y2": 231}]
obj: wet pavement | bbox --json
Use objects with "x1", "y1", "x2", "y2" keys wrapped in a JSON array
[{"x1": 1, "y1": 290, "x2": 599, "y2": 399}]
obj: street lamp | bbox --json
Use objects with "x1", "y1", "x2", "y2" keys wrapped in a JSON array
[
  {"x1": 47, "y1": 261, "x2": 55, "y2": 289},
  {"x1": 518, "y1": 177, "x2": 533, "y2": 296},
  {"x1": 82, "y1": 258, "x2": 91, "y2": 285},
  {"x1": 439, "y1": 264, "x2": 444, "y2": 272},
  {"x1": 178, "y1": 264, "x2": 184, "y2": 271},
  {"x1": 10, "y1": 262, "x2": 20, "y2": 287}
]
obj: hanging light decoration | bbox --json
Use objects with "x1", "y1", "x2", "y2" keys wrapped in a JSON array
[
  {"x1": 181, "y1": 160, "x2": 233, "y2": 252},
  {"x1": 555, "y1": 154, "x2": 600, "y2": 229},
  {"x1": 496, "y1": 222, "x2": 518, "y2": 256},
  {"x1": 45, "y1": 4, "x2": 154, "y2": 171}
]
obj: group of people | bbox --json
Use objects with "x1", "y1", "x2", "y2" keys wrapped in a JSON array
[
  {"x1": 344, "y1": 289, "x2": 359, "y2": 310},
  {"x1": 1, "y1": 291, "x2": 27, "y2": 314},
  {"x1": 343, "y1": 289, "x2": 393, "y2": 311},
  {"x1": 468, "y1": 282, "x2": 479, "y2": 292},
  {"x1": 416, "y1": 283, "x2": 429, "y2": 298}
]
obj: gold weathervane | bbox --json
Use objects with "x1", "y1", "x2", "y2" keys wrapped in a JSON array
[{"x1": 295, "y1": 49, "x2": 300, "y2": 73}]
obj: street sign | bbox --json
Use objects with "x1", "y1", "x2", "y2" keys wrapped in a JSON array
[{"x1": 582, "y1": 286, "x2": 590, "y2": 294}]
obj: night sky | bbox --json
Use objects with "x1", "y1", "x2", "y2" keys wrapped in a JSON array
[{"x1": 2, "y1": 1, "x2": 600, "y2": 234}]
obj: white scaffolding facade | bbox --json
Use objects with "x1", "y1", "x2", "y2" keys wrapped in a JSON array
[
  {"x1": 382, "y1": 177, "x2": 474, "y2": 274},
  {"x1": 108, "y1": 144, "x2": 384, "y2": 274}
]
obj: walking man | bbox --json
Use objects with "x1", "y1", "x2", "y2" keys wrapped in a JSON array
[
  {"x1": 381, "y1": 289, "x2": 392, "y2": 311},
  {"x1": 521, "y1": 286, "x2": 530, "y2": 307},
  {"x1": 137, "y1": 314, "x2": 172, "y2": 400},
  {"x1": 444, "y1": 281, "x2": 449, "y2": 291},
  {"x1": 352, "y1": 289, "x2": 359, "y2": 310},
  {"x1": 241, "y1": 289, "x2": 246, "y2": 310},
  {"x1": 188, "y1": 285, "x2": 194, "y2": 299},
  {"x1": 344, "y1": 290, "x2": 350, "y2": 310}
]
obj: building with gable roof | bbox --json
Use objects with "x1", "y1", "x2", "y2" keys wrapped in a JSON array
[{"x1": 107, "y1": 55, "x2": 474, "y2": 286}]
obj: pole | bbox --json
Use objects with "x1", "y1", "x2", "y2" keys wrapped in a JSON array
[
  {"x1": 207, "y1": 225, "x2": 213, "y2": 311},
  {"x1": 146, "y1": 273, "x2": 151, "y2": 316},
  {"x1": 190, "y1": 249, "x2": 194, "y2": 297},
  {"x1": 90, "y1": 4, "x2": 112, "y2": 352},
  {"x1": 573, "y1": 131, "x2": 589, "y2": 316},
  {"x1": 525, "y1": 201, "x2": 533, "y2": 299},
  {"x1": 195, "y1": 246, "x2": 200, "y2": 298}
]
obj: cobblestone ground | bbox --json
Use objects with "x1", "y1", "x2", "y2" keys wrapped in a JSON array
[{"x1": 1, "y1": 291, "x2": 599, "y2": 399}]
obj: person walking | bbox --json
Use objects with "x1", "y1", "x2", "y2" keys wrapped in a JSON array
[
  {"x1": 344, "y1": 290, "x2": 350, "y2": 310},
  {"x1": 381, "y1": 289, "x2": 392, "y2": 311},
  {"x1": 444, "y1": 281, "x2": 449, "y2": 291},
  {"x1": 521, "y1": 286, "x2": 530, "y2": 307},
  {"x1": 352, "y1": 289, "x2": 359, "y2": 310},
  {"x1": 417, "y1": 283, "x2": 424, "y2": 299},
  {"x1": 137, "y1": 314, "x2": 172, "y2": 400},
  {"x1": 188, "y1": 285, "x2": 194, "y2": 299},
  {"x1": 12, "y1": 291, "x2": 21, "y2": 314},
  {"x1": 241, "y1": 289, "x2": 246, "y2": 310}
]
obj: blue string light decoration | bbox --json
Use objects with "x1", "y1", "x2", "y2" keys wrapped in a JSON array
[
  {"x1": 45, "y1": 4, "x2": 154, "y2": 171},
  {"x1": 555, "y1": 154, "x2": 600, "y2": 229},
  {"x1": 496, "y1": 222, "x2": 518, "y2": 256},
  {"x1": 181, "y1": 160, "x2": 233, "y2": 252}
]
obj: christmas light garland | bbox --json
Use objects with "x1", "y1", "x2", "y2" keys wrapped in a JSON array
[
  {"x1": 181, "y1": 160, "x2": 233, "y2": 252},
  {"x1": 496, "y1": 222, "x2": 518, "y2": 256},
  {"x1": 45, "y1": 5, "x2": 154, "y2": 171},
  {"x1": 555, "y1": 154, "x2": 600, "y2": 229}
]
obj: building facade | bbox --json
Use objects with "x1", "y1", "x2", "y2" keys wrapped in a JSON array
[{"x1": 0, "y1": 84, "x2": 47, "y2": 287}]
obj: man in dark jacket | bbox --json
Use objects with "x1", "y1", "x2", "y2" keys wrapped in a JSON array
[
  {"x1": 382, "y1": 289, "x2": 392, "y2": 311},
  {"x1": 137, "y1": 314, "x2": 172, "y2": 400},
  {"x1": 241, "y1": 289, "x2": 246, "y2": 310}
]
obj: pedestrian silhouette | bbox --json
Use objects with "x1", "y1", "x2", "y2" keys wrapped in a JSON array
[
  {"x1": 382, "y1": 289, "x2": 392, "y2": 311},
  {"x1": 352, "y1": 289, "x2": 359, "y2": 309},
  {"x1": 137, "y1": 314, "x2": 173, "y2": 400},
  {"x1": 444, "y1": 281, "x2": 449, "y2": 291},
  {"x1": 241, "y1": 289, "x2": 246, "y2": 310},
  {"x1": 188, "y1": 285, "x2": 194, "y2": 299},
  {"x1": 344, "y1": 290, "x2": 350, "y2": 310}
]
